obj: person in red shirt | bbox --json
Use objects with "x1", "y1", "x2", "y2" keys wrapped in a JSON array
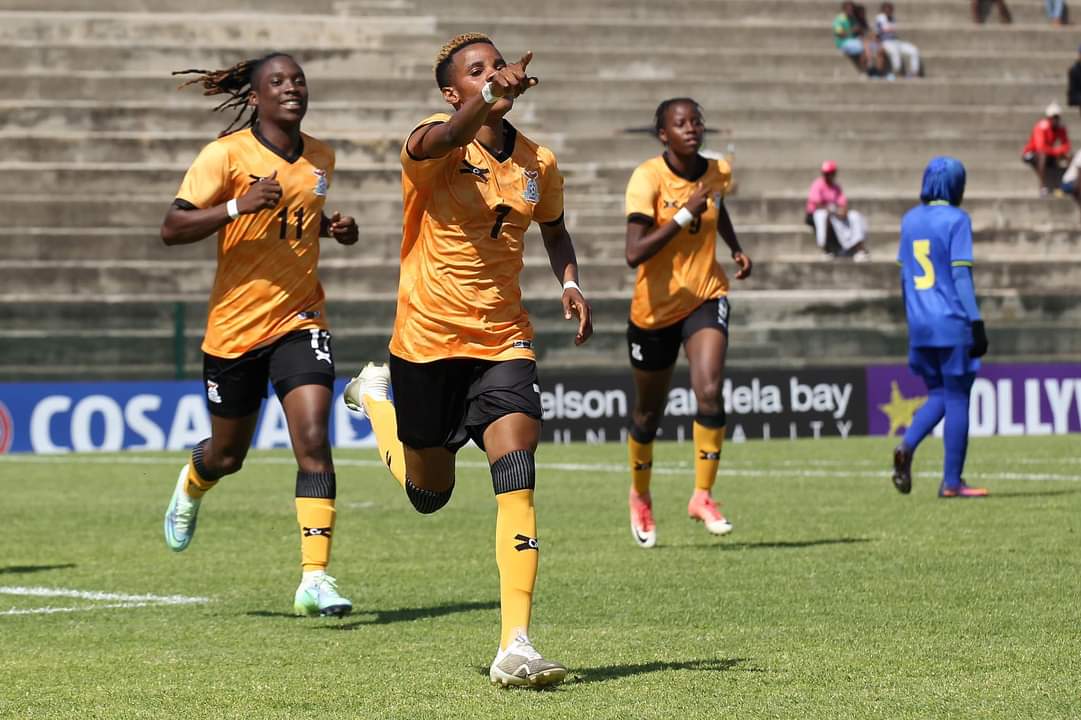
[{"x1": 1022, "y1": 102, "x2": 1072, "y2": 195}]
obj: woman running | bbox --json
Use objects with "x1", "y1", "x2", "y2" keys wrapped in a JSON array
[
  {"x1": 160, "y1": 52, "x2": 359, "y2": 617},
  {"x1": 623, "y1": 97, "x2": 752, "y2": 549},
  {"x1": 343, "y1": 33, "x2": 592, "y2": 688}
]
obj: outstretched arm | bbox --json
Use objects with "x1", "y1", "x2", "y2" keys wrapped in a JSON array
[
  {"x1": 407, "y1": 53, "x2": 538, "y2": 160},
  {"x1": 540, "y1": 217, "x2": 592, "y2": 346}
]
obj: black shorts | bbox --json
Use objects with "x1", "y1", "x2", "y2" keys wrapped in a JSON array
[
  {"x1": 389, "y1": 355, "x2": 542, "y2": 452},
  {"x1": 203, "y1": 329, "x2": 335, "y2": 418},
  {"x1": 626, "y1": 297, "x2": 731, "y2": 372}
]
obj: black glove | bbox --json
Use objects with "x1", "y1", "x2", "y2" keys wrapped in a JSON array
[{"x1": 971, "y1": 320, "x2": 989, "y2": 359}]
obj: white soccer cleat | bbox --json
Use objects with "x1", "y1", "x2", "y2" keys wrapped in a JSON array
[
  {"x1": 293, "y1": 571, "x2": 353, "y2": 618},
  {"x1": 688, "y1": 490, "x2": 734, "y2": 536},
  {"x1": 163, "y1": 463, "x2": 201, "y2": 552},
  {"x1": 489, "y1": 634, "x2": 568, "y2": 688},
  {"x1": 343, "y1": 362, "x2": 391, "y2": 417}
]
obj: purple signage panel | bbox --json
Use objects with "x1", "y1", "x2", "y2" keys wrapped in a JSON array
[{"x1": 866, "y1": 363, "x2": 1081, "y2": 437}]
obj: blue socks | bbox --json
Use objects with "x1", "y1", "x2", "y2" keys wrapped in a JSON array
[
  {"x1": 902, "y1": 373, "x2": 975, "y2": 490},
  {"x1": 902, "y1": 386, "x2": 945, "y2": 451}
]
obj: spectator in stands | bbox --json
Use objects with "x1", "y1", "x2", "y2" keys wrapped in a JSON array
[
  {"x1": 853, "y1": 4, "x2": 889, "y2": 76},
  {"x1": 1045, "y1": 0, "x2": 1068, "y2": 25},
  {"x1": 971, "y1": 0, "x2": 1012, "y2": 23},
  {"x1": 805, "y1": 161, "x2": 871, "y2": 261},
  {"x1": 875, "y1": 3, "x2": 921, "y2": 78},
  {"x1": 1068, "y1": 45, "x2": 1081, "y2": 115},
  {"x1": 1022, "y1": 102, "x2": 1072, "y2": 195},
  {"x1": 1057, "y1": 151, "x2": 1081, "y2": 215},
  {"x1": 835, "y1": 2, "x2": 869, "y2": 71}
]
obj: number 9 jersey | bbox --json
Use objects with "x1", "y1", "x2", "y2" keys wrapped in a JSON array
[
  {"x1": 897, "y1": 202, "x2": 975, "y2": 347},
  {"x1": 174, "y1": 127, "x2": 334, "y2": 358},
  {"x1": 625, "y1": 155, "x2": 733, "y2": 330},
  {"x1": 392, "y1": 113, "x2": 565, "y2": 363}
]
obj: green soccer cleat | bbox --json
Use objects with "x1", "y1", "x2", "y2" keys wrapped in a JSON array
[
  {"x1": 163, "y1": 464, "x2": 201, "y2": 552},
  {"x1": 489, "y1": 634, "x2": 568, "y2": 688},
  {"x1": 293, "y1": 572, "x2": 353, "y2": 618}
]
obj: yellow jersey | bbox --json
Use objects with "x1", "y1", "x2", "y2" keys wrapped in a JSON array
[
  {"x1": 175, "y1": 126, "x2": 334, "y2": 358},
  {"x1": 625, "y1": 154, "x2": 732, "y2": 329},
  {"x1": 390, "y1": 114, "x2": 565, "y2": 363}
]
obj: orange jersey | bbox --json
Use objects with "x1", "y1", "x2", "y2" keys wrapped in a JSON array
[
  {"x1": 390, "y1": 114, "x2": 565, "y2": 363},
  {"x1": 175, "y1": 127, "x2": 334, "y2": 358},
  {"x1": 625, "y1": 155, "x2": 732, "y2": 329}
]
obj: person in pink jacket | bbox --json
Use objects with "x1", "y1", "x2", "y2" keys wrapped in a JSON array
[{"x1": 805, "y1": 160, "x2": 870, "y2": 260}]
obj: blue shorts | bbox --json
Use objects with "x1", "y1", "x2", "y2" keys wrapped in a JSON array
[
  {"x1": 908, "y1": 345, "x2": 979, "y2": 390},
  {"x1": 838, "y1": 38, "x2": 864, "y2": 57}
]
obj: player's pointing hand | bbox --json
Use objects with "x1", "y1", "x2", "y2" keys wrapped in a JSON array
[{"x1": 487, "y1": 51, "x2": 539, "y2": 100}]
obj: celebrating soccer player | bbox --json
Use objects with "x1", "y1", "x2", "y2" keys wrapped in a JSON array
[
  {"x1": 892, "y1": 156, "x2": 989, "y2": 498},
  {"x1": 343, "y1": 34, "x2": 591, "y2": 688},
  {"x1": 623, "y1": 98, "x2": 752, "y2": 548},
  {"x1": 160, "y1": 53, "x2": 359, "y2": 616}
]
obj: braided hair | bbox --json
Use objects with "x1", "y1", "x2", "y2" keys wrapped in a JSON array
[
  {"x1": 173, "y1": 52, "x2": 294, "y2": 137},
  {"x1": 434, "y1": 32, "x2": 494, "y2": 88},
  {"x1": 653, "y1": 97, "x2": 703, "y2": 138}
]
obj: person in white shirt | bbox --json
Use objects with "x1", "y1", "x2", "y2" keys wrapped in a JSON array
[{"x1": 875, "y1": 2, "x2": 921, "y2": 78}]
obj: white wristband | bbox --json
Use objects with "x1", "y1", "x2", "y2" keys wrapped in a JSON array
[
  {"x1": 481, "y1": 81, "x2": 499, "y2": 104},
  {"x1": 226, "y1": 198, "x2": 240, "y2": 220},
  {"x1": 562, "y1": 280, "x2": 582, "y2": 294},
  {"x1": 672, "y1": 206, "x2": 695, "y2": 229}
]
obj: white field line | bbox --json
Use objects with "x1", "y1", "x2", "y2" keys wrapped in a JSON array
[
  {"x1": 1, "y1": 454, "x2": 1079, "y2": 482},
  {"x1": 0, "y1": 586, "x2": 209, "y2": 618},
  {"x1": 0, "y1": 586, "x2": 208, "y2": 604}
]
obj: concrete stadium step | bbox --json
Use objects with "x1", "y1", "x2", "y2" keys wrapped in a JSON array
[
  {"x1": 0, "y1": 160, "x2": 1039, "y2": 200},
  {"x1": 1, "y1": 100, "x2": 1061, "y2": 138},
  {"x1": 0, "y1": 43, "x2": 1063, "y2": 83},
  {"x1": 3, "y1": 257, "x2": 1078, "y2": 297},
  {"x1": 8, "y1": 223, "x2": 1081, "y2": 263},
  {"x1": 1, "y1": 0, "x2": 1054, "y2": 25},
  {"x1": 2, "y1": 12, "x2": 1071, "y2": 54},
  {"x1": 0, "y1": 131, "x2": 1033, "y2": 169},
  {"x1": 6, "y1": 192, "x2": 1079, "y2": 230},
  {"x1": 7, "y1": 71, "x2": 1065, "y2": 108},
  {"x1": 5, "y1": 289, "x2": 1075, "y2": 334}
]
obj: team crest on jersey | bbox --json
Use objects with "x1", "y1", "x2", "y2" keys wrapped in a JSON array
[
  {"x1": 312, "y1": 169, "x2": 328, "y2": 197},
  {"x1": 522, "y1": 169, "x2": 540, "y2": 204}
]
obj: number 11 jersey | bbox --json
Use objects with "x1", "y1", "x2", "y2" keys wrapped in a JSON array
[
  {"x1": 175, "y1": 126, "x2": 334, "y2": 358},
  {"x1": 392, "y1": 114, "x2": 565, "y2": 363}
]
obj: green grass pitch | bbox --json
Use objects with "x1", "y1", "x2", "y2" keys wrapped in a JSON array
[{"x1": 1, "y1": 435, "x2": 1079, "y2": 719}]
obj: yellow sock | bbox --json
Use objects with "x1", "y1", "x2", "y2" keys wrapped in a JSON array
[
  {"x1": 495, "y1": 489, "x2": 537, "y2": 650},
  {"x1": 364, "y1": 398, "x2": 406, "y2": 488},
  {"x1": 185, "y1": 448, "x2": 218, "y2": 499},
  {"x1": 693, "y1": 421, "x2": 725, "y2": 492},
  {"x1": 295, "y1": 497, "x2": 336, "y2": 572},
  {"x1": 628, "y1": 435, "x2": 654, "y2": 495}
]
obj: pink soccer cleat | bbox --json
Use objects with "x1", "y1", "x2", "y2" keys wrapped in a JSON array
[
  {"x1": 629, "y1": 488, "x2": 657, "y2": 548},
  {"x1": 687, "y1": 490, "x2": 733, "y2": 535},
  {"x1": 938, "y1": 481, "x2": 989, "y2": 498}
]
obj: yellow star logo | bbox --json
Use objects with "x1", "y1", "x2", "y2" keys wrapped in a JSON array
[{"x1": 878, "y1": 381, "x2": 927, "y2": 436}]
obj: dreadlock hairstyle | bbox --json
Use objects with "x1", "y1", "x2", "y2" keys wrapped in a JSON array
[
  {"x1": 173, "y1": 52, "x2": 295, "y2": 137},
  {"x1": 433, "y1": 32, "x2": 494, "y2": 88},
  {"x1": 653, "y1": 97, "x2": 704, "y2": 138}
]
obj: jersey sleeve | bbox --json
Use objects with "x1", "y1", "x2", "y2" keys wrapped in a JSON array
[
  {"x1": 949, "y1": 212, "x2": 974, "y2": 266},
  {"x1": 535, "y1": 148, "x2": 565, "y2": 225},
  {"x1": 625, "y1": 164, "x2": 658, "y2": 223},
  {"x1": 400, "y1": 114, "x2": 457, "y2": 185},
  {"x1": 176, "y1": 141, "x2": 230, "y2": 209},
  {"x1": 715, "y1": 159, "x2": 734, "y2": 197}
]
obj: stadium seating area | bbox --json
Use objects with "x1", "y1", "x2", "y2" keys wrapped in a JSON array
[{"x1": 2, "y1": 0, "x2": 1080, "y2": 379}]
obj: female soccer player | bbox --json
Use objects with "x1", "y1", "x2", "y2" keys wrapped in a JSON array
[
  {"x1": 892, "y1": 156, "x2": 989, "y2": 498},
  {"x1": 623, "y1": 98, "x2": 752, "y2": 549},
  {"x1": 343, "y1": 33, "x2": 591, "y2": 688},
  {"x1": 159, "y1": 52, "x2": 360, "y2": 616}
]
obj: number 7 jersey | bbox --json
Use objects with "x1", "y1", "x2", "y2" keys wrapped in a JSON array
[
  {"x1": 392, "y1": 114, "x2": 565, "y2": 363},
  {"x1": 174, "y1": 127, "x2": 334, "y2": 358}
]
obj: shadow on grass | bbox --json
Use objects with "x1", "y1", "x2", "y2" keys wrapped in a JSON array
[
  {"x1": 676, "y1": 537, "x2": 872, "y2": 551},
  {"x1": 982, "y1": 488, "x2": 1081, "y2": 500},
  {"x1": 474, "y1": 657, "x2": 761, "y2": 687},
  {"x1": 0, "y1": 563, "x2": 77, "y2": 575},
  {"x1": 246, "y1": 600, "x2": 498, "y2": 630}
]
